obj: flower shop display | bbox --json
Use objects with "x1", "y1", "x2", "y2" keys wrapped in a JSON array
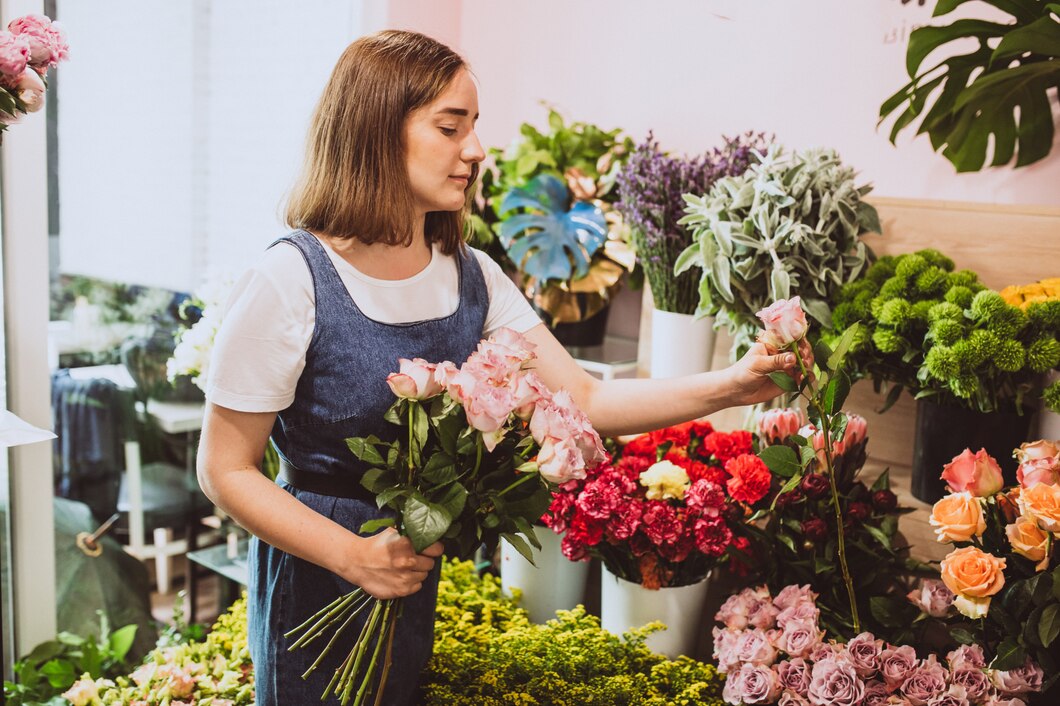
[
  {"x1": 924, "y1": 441, "x2": 1060, "y2": 697},
  {"x1": 829, "y1": 250, "x2": 1060, "y2": 501},
  {"x1": 286, "y1": 329, "x2": 606, "y2": 703},
  {"x1": 0, "y1": 13, "x2": 68, "y2": 137},
  {"x1": 880, "y1": 0, "x2": 1060, "y2": 172},
  {"x1": 713, "y1": 582, "x2": 1043, "y2": 706},
  {"x1": 676, "y1": 144, "x2": 881, "y2": 358},
  {"x1": 487, "y1": 110, "x2": 636, "y2": 345},
  {"x1": 499, "y1": 522, "x2": 591, "y2": 624},
  {"x1": 615, "y1": 131, "x2": 770, "y2": 377}
]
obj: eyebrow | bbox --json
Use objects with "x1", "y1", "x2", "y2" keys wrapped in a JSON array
[{"x1": 436, "y1": 107, "x2": 479, "y2": 120}]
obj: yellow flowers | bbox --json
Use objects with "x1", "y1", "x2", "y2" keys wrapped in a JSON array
[{"x1": 1000, "y1": 277, "x2": 1060, "y2": 309}]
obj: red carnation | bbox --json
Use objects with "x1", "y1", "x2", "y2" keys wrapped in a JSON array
[
  {"x1": 561, "y1": 534, "x2": 589, "y2": 562},
  {"x1": 567, "y1": 513, "x2": 604, "y2": 547},
  {"x1": 616, "y1": 454, "x2": 652, "y2": 480},
  {"x1": 605, "y1": 499, "x2": 643, "y2": 542},
  {"x1": 641, "y1": 501, "x2": 682, "y2": 546},
  {"x1": 575, "y1": 478, "x2": 623, "y2": 520},
  {"x1": 694, "y1": 517, "x2": 733, "y2": 557},
  {"x1": 685, "y1": 479, "x2": 726, "y2": 517},
  {"x1": 543, "y1": 492, "x2": 576, "y2": 532},
  {"x1": 724, "y1": 454, "x2": 772, "y2": 504},
  {"x1": 701, "y1": 430, "x2": 753, "y2": 464},
  {"x1": 621, "y1": 433, "x2": 659, "y2": 458},
  {"x1": 659, "y1": 531, "x2": 696, "y2": 563}
]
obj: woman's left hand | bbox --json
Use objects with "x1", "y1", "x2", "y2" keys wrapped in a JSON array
[{"x1": 727, "y1": 338, "x2": 814, "y2": 407}]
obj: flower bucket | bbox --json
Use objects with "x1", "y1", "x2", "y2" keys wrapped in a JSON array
[
  {"x1": 1038, "y1": 370, "x2": 1060, "y2": 441},
  {"x1": 650, "y1": 310, "x2": 715, "y2": 378},
  {"x1": 501, "y1": 529, "x2": 590, "y2": 624},
  {"x1": 600, "y1": 565, "x2": 709, "y2": 658},
  {"x1": 911, "y1": 397, "x2": 1033, "y2": 504}
]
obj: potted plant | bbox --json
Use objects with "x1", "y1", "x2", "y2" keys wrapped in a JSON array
[
  {"x1": 486, "y1": 110, "x2": 636, "y2": 346},
  {"x1": 676, "y1": 144, "x2": 880, "y2": 359},
  {"x1": 829, "y1": 250, "x2": 1060, "y2": 502},
  {"x1": 615, "y1": 131, "x2": 770, "y2": 377}
]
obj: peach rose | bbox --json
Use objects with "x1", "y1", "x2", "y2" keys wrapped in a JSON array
[
  {"x1": 1018, "y1": 482, "x2": 1060, "y2": 533},
  {"x1": 940, "y1": 546, "x2": 1006, "y2": 618},
  {"x1": 1018, "y1": 456, "x2": 1060, "y2": 489},
  {"x1": 929, "y1": 492, "x2": 986, "y2": 543},
  {"x1": 1006, "y1": 516, "x2": 1051, "y2": 571},
  {"x1": 1015, "y1": 439, "x2": 1060, "y2": 464},
  {"x1": 941, "y1": 448, "x2": 1004, "y2": 497}
]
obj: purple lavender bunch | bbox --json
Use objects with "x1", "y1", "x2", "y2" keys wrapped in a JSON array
[{"x1": 616, "y1": 131, "x2": 770, "y2": 314}]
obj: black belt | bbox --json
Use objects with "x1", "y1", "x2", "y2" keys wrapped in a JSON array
[{"x1": 277, "y1": 458, "x2": 377, "y2": 503}]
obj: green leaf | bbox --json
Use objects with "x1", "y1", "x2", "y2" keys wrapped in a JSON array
[
  {"x1": 375, "y1": 486, "x2": 407, "y2": 508},
  {"x1": 1051, "y1": 565, "x2": 1060, "y2": 601},
  {"x1": 871, "y1": 468, "x2": 891, "y2": 492},
  {"x1": 359, "y1": 517, "x2": 396, "y2": 534},
  {"x1": 673, "y1": 243, "x2": 701, "y2": 276},
  {"x1": 771, "y1": 473, "x2": 803, "y2": 510},
  {"x1": 864, "y1": 523, "x2": 892, "y2": 550},
  {"x1": 502, "y1": 532, "x2": 537, "y2": 566},
  {"x1": 420, "y1": 453, "x2": 457, "y2": 484},
  {"x1": 776, "y1": 531, "x2": 797, "y2": 554},
  {"x1": 346, "y1": 437, "x2": 385, "y2": 466},
  {"x1": 411, "y1": 403, "x2": 429, "y2": 455},
  {"x1": 759, "y1": 445, "x2": 801, "y2": 478},
  {"x1": 403, "y1": 494, "x2": 452, "y2": 552},
  {"x1": 40, "y1": 659, "x2": 76, "y2": 689},
  {"x1": 906, "y1": 20, "x2": 1009, "y2": 76},
  {"x1": 1039, "y1": 603, "x2": 1060, "y2": 647},
  {"x1": 434, "y1": 483, "x2": 468, "y2": 520},
  {"x1": 827, "y1": 323, "x2": 860, "y2": 373},
  {"x1": 359, "y1": 467, "x2": 389, "y2": 494},
  {"x1": 822, "y1": 371, "x2": 851, "y2": 416},
  {"x1": 950, "y1": 626, "x2": 977, "y2": 644},
  {"x1": 107, "y1": 624, "x2": 137, "y2": 662},
  {"x1": 991, "y1": 638, "x2": 1025, "y2": 670},
  {"x1": 768, "y1": 372, "x2": 798, "y2": 393},
  {"x1": 991, "y1": 15, "x2": 1060, "y2": 62}
]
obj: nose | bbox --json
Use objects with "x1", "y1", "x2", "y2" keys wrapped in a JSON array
[{"x1": 462, "y1": 129, "x2": 485, "y2": 164}]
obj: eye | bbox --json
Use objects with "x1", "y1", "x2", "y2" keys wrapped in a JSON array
[{"x1": 439, "y1": 127, "x2": 457, "y2": 137}]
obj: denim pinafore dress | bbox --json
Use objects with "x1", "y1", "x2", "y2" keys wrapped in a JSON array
[{"x1": 247, "y1": 230, "x2": 488, "y2": 705}]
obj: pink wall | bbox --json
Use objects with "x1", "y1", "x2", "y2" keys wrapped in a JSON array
[{"x1": 368, "y1": 0, "x2": 1060, "y2": 207}]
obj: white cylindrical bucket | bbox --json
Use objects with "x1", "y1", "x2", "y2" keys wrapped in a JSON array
[
  {"x1": 500, "y1": 529, "x2": 591, "y2": 624},
  {"x1": 599, "y1": 566, "x2": 709, "y2": 658},
  {"x1": 650, "y1": 309, "x2": 716, "y2": 379}
]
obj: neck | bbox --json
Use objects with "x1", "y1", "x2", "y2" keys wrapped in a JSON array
[{"x1": 317, "y1": 221, "x2": 432, "y2": 281}]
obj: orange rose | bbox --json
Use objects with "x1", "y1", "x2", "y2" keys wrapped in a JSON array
[
  {"x1": 1015, "y1": 440, "x2": 1060, "y2": 464},
  {"x1": 940, "y1": 547, "x2": 1006, "y2": 618},
  {"x1": 929, "y1": 492, "x2": 986, "y2": 543},
  {"x1": 1018, "y1": 482, "x2": 1060, "y2": 533},
  {"x1": 1006, "y1": 516, "x2": 1051, "y2": 571}
]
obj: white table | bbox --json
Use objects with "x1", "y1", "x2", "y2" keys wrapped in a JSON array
[{"x1": 566, "y1": 336, "x2": 639, "y2": 381}]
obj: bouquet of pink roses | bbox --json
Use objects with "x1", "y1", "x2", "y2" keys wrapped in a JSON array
[
  {"x1": 286, "y1": 328, "x2": 606, "y2": 705},
  {"x1": 0, "y1": 14, "x2": 68, "y2": 135}
]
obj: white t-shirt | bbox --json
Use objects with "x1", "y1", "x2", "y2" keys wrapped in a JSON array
[{"x1": 206, "y1": 235, "x2": 540, "y2": 413}]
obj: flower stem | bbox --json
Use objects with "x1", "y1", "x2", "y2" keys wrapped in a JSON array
[
  {"x1": 407, "y1": 403, "x2": 415, "y2": 484},
  {"x1": 791, "y1": 340, "x2": 860, "y2": 633},
  {"x1": 498, "y1": 470, "x2": 535, "y2": 497}
]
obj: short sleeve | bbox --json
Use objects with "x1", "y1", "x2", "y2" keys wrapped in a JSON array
[
  {"x1": 473, "y1": 249, "x2": 541, "y2": 337},
  {"x1": 205, "y1": 243, "x2": 315, "y2": 412}
]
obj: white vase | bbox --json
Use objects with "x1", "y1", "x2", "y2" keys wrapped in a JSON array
[
  {"x1": 599, "y1": 566, "x2": 710, "y2": 658},
  {"x1": 1039, "y1": 370, "x2": 1060, "y2": 441},
  {"x1": 500, "y1": 529, "x2": 590, "y2": 624},
  {"x1": 650, "y1": 309, "x2": 716, "y2": 379}
]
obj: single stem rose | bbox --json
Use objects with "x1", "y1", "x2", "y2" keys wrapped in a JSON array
[
  {"x1": 790, "y1": 340, "x2": 861, "y2": 633},
  {"x1": 407, "y1": 404, "x2": 415, "y2": 484}
]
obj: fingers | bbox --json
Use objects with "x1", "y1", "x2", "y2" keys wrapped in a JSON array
[{"x1": 420, "y1": 541, "x2": 445, "y2": 558}]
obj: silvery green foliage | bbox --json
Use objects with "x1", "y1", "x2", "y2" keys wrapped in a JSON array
[{"x1": 676, "y1": 144, "x2": 881, "y2": 356}]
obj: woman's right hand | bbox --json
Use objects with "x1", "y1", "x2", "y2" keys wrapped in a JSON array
[{"x1": 343, "y1": 528, "x2": 444, "y2": 599}]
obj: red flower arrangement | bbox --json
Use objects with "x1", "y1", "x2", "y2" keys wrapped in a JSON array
[{"x1": 545, "y1": 420, "x2": 772, "y2": 589}]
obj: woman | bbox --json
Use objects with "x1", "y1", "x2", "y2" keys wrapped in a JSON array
[{"x1": 197, "y1": 29, "x2": 810, "y2": 706}]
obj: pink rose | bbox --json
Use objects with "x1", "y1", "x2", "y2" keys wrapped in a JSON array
[
  {"x1": 989, "y1": 657, "x2": 1044, "y2": 694},
  {"x1": 487, "y1": 326, "x2": 536, "y2": 359},
  {"x1": 949, "y1": 666, "x2": 990, "y2": 701},
  {"x1": 925, "y1": 684, "x2": 971, "y2": 706},
  {"x1": 879, "y1": 645, "x2": 919, "y2": 689},
  {"x1": 907, "y1": 579, "x2": 955, "y2": 618},
  {"x1": 861, "y1": 681, "x2": 892, "y2": 706},
  {"x1": 900, "y1": 655, "x2": 948, "y2": 706},
  {"x1": 1017, "y1": 456, "x2": 1060, "y2": 489},
  {"x1": 713, "y1": 626, "x2": 742, "y2": 674},
  {"x1": 734, "y1": 628, "x2": 779, "y2": 666},
  {"x1": 1014, "y1": 439, "x2": 1060, "y2": 464},
  {"x1": 537, "y1": 435, "x2": 584, "y2": 483},
  {"x1": 778, "y1": 691, "x2": 811, "y2": 706},
  {"x1": 463, "y1": 384, "x2": 514, "y2": 433},
  {"x1": 984, "y1": 698, "x2": 1028, "y2": 706},
  {"x1": 941, "y1": 448, "x2": 1004, "y2": 497},
  {"x1": 808, "y1": 657, "x2": 865, "y2": 706},
  {"x1": 738, "y1": 662, "x2": 782, "y2": 704},
  {"x1": 746, "y1": 597, "x2": 781, "y2": 630},
  {"x1": 776, "y1": 619, "x2": 822, "y2": 659},
  {"x1": 844, "y1": 632, "x2": 883, "y2": 678},
  {"x1": 758, "y1": 407, "x2": 805, "y2": 445},
  {"x1": 7, "y1": 14, "x2": 68, "y2": 69},
  {"x1": 386, "y1": 357, "x2": 443, "y2": 400},
  {"x1": 508, "y1": 371, "x2": 542, "y2": 420},
  {"x1": 0, "y1": 31, "x2": 30, "y2": 81},
  {"x1": 723, "y1": 664, "x2": 744, "y2": 704},
  {"x1": 716, "y1": 590, "x2": 756, "y2": 630},
  {"x1": 776, "y1": 601, "x2": 820, "y2": 629},
  {"x1": 774, "y1": 584, "x2": 817, "y2": 611},
  {"x1": 756, "y1": 296, "x2": 809, "y2": 348},
  {"x1": 946, "y1": 644, "x2": 985, "y2": 670},
  {"x1": 776, "y1": 658, "x2": 812, "y2": 697},
  {"x1": 14, "y1": 67, "x2": 44, "y2": 112}
]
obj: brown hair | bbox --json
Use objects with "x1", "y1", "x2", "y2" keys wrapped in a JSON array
[{"x1": 285, "y1": 30, "x2": 476, "y2": 255}]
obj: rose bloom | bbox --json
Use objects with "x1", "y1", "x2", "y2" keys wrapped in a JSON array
[
  {"x1": 989, "y1": 657, "x2": 1044, "y2": 694},
  {"x1": 734, "y1": 627, "x2": 779, "y2": 666},
  {"x1": 776, "y1": 619, "x2": 822, "y2": 659},
  {"x1": 984, "y1": 698, "x2": 1028, "y2": 706},
  {"x1": 1014, "y1": 439, "x2": 1060, "y2": 464},
  {"x1": 756, "y1": 296, "x2": 809, "y2": 348},
  {"x1": 386, "y1": 357, "x2": 443, "y2": 400},
  {"x1": 739, "y1": 662, "x2": 782, "y2": 704},
  {"x1": 776, "y1": 658, "x2": 812, "y2": 697},
  {"x1": 778, "y1": 690, "x2": 812, "y2": 706},
  {"x1": 941, "y1": 448, "x2": 1004, "y2": 497},
  {"x1": 949, "y1": 666, "x2": 991, "y2": 701},
  {"x1": 773, "y1": 584, "x2": 817, "y2": 611},
  {"x1": 800, "y1": 472, "x2": 830, "y2": 498},
  {"x1": 639, "y1": 459, "x2": 690, "y2": 501},
  {"x1": 1017, "y1": 455, "x2": 1060, "y2": 489},
  {"x1": 946, "y1": 644, "x2": 986, "y2": 670},
  {"x1": 940, "y1": 546, "x2": 1006, "y2": 618},
  {"x1": 758, "y1": 407, "x2": 805, "y2": 445},
  {"x1": 1006, "y1": 515, "x2": 1050, "y2": 571},
  {"x1": 808, "y1": 657, "x2": 865, "y2": 706},
  {"x1": 776, "y1": 600, "x2": 820, "y2": 630},
  {"x1": 925, "y1": 684, "x2": 972, "y2": 706},
  {"x1": 929, "y1": 492, "x2": 986, "y2": 543},
  {"x1": 725, "y1": 453, "x2": 772, "y2": 504},
  {"x1": 907, "y1": 579, "x2": 955, "y2": 618},
  {"x1": 861, "y1": 681, "x2": 892, "y2": 706},
  {"x1": 900, "y1": 655, "x2": 949, "y2": 706},
  {"x1": 879, "y1": 644, "x2": 919, "y2": 689},
  {"x1": 8, "y1": 14, "x2": 68, "y2": 68},
  {"x1": 844, "y1": 632, "x2": 883, "y2": 678},
  {"x1": 1017, "y1": 481, "x2": 1060, "y2": 532}
]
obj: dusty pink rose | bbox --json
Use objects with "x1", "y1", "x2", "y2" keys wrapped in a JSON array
[
  {"x1": 778, "y1": 692, "x2": 811, "y2": 706},
  {"x1": 716, "y1": 590, "x2": 756, "y2": 630},
  {"x1": 844, "y1": 632, "x2": 883, "y2": 678},
  {"x1": 723, "y1": 665, "x2": 744, "y2": 705},
  {"x1": 1014, "y1": 439, "x2": 1060, "y2": 464},
  {"x1": 739, "y1": 662, "x2": 782, "y2": 704},
  {"x1": 0, "y1": 31, "x2": 30, "y2": 81},
  {"x1": 808, "y1": 641, "x2": 841, "y2": 663},
  {"x1": 713, "y1": 626, "x2": 742, "y2": 674},
  {"x1": 879, "y1": 644, "x2": 919, "y2": 689},
  {"x1": 773, "y1": 584, "x2": 817, "y2": 611},
  {"x1": 756, "y1": 296, "x2": 809, "y2": 348},
  {"x1": 535, "y1": 435, "x2": 583, "y2": 483},
  {"x1": 776, "y1": 619, "x2": 822, "y2": 659},
  {"x1": 776, "y1": 658, "x2": 812, "y2": 697},
  {"x1": 1017, "y1": 456, "x2": 1060, "y2": 489},
  {"x1": 8, "y1": 14, "x2": 68, "y2": 69},
  {"x1": 941, "y1": 448, "x2": 1004, "y2": 497},
  {"x1": 735, "y1": 628, "x2": 779, "y2": 666},
  {"x1": 747, "y1": 597, "x2": 781, "y2": 630},
  {"x1": 989, "y1": 658, "x2": 1044, "y2": 694},
  {"x1": 907, "y1": 579, "x2": 955, "y2": 618},
  {"x1": 464, "y1": 384, "x2": 514, "y2": 438},
  {"x1": 508, "y1": 371, "x2": 542, "y2": 420},
  {"x1": 808, "y1": 657, "x2": 865, "y2": 706},
  {"x1": 946, "y1": 644, "x2": 986, "y2": 670},
  {"x1": 488, "y1": 326, "x2": 536, "y2": 359},
  {"x1": 925, "y1": 684, "x2": 971, "y2": 706},
  {"x1": 901, "y1": 655, "x2": 949, "y2": 706},
  {"x1": 984, "y1": 698, "x2": 1028, "y2": 706},
  {"x1": 949, "y1": 666, "x2": 990, "y2": 701},
  {"x1": 386, "y1": 357, "x2": 442, "y2": 400},
  {"x1": 776, "y1": 600, "x2": 820, "y2": 629},
  {"x1": 758, "y1": 407, "x2": 805, "y2": 445},
  {"x1": 861, "y1": 681, "x2": 892, "y2": 706}
]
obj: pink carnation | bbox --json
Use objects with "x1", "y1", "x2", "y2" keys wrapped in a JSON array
[
  {"x1": 685, "y1": 478, "x2": 726, "y2": 516},
  {"x1": 7, "y1": 15, "x2": 67, "y2": 69}
]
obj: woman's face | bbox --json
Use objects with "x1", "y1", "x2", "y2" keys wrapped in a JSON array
[{"x1": 404, "y1": 68, "x2": 485, "y2": 216}]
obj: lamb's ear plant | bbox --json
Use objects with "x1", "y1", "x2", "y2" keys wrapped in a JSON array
[{"x1": 676, "y1": 144, "x2": 880, "y2": 357}]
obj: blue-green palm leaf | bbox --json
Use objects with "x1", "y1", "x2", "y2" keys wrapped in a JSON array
[{"x1": 497, "y1": 174, "x2": 608, "y2": 283}]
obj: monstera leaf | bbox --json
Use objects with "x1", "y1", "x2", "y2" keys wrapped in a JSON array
[
  {"x1": 880, "y1": 0, "x2": 1060, "y2": 172},
  {"x1": 496, "y1": 174, "x2": 609, "y2": 283}
]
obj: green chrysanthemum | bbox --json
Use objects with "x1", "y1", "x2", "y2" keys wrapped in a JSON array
[
  {"x1": 951, "y1": 373, "x2": 980, "y2": 399},
  {"x1": 915, "y1": 267, "x2": 948, "y2": 297},
  {"x1": 919, "y1": 249, "x2": 955, "y2": 271},
  {"x1": 985, "y1": 307, "x2": 1027, "y2": 340},
  {"x1": 1027, "y1": 337, "x2": 1060, "y2": 373},
  {"x1": 928, "y1": 302, "x2": 963, "y2": 323},
  {"x1": 969, "y1": 290, "x2": 1007, "y2": 321},
  {"x1": 1027, "y1": 300, "x2": 1060, "y2": 331},
  {"x1": 1044, "y1": 379, "x2": 1060, "y2": 414},
  {"x1": 929, "y1": 319, "x2": 964, "y2": 347},
  {"x1": 878, "y1": 277, "x2": 908, "y2": 301},
  {"x1": 873, "y1": 328, "x2": 905, "y2": 354},
  {"x1": 993, "y1": 340, "x2": 1025, "y2": 373},
  {"x1": 953, "y1": 339, "x2": 989, "y2": 370},
  {"x1": 895, "y1": 254, "x2": 929, "y2": 279},
  {"x1": 925, "y1": 345, "x2": 960, "y2": 380},
  {"x1": 944, "y1": 285, "x2": 975, "y2": 309},
  {"x1": 948, "y1": 270, "x2": 980, "y2": 288},
  {"x1": 866, "y1": 257, "x2": 897, "y2": 284},
  {"x1": 911, "y1": 300, "x2": 935, "y2": 325},
  {"x1": 879, "y1": 299, "x2": 913, "y2": 328}
]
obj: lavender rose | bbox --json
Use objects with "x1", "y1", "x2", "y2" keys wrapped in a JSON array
[
  {"x1": 989, "y1": 658, "x2": 1044, "y2": 694},
  {"x1": 774, "y1": 584, "x2": 816, "y2": 611},
  {"x1": 808, "y1": 657, "x2": 865, "y2": 706},
  {"x1": 776, "y1": 658, "x2": 812, "y2": 697},
  {"x1": 844, "y1": 632, "x2": 883, "y2": 678},
  {"x1": 712, "y1": 626, "x2": 741, "y2": 674},
  {"x1": 862, "y1": 680, "x2": 892, "y2": 706},
  {"x1": 739, "y1": 662, "x2": 782, "y2": 704},
  {"x1": 901, "y1": 656, "x2": 949, "y2": 706},
  {"x1": 722, "y1": 665, "x2": 744, "y2": 705},
  {"x1": 777, "y1": 620, "x2": 823, "y2": 659},
  {"x1": 907, "y1": 579, "x2": 955, "y2": 618},
  {"x1": 880, "y1": 644, "x2": 919, "y2": 690}
]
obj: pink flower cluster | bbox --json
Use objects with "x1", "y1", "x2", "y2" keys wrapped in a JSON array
[
  {"x1": 714, "y1": 583, "x2": 1042, "y2": 706},
  {"x1": 546, "y1": 421, "x2": 766, "y2": 589},
  {"x1": 0, "y1": 15, "x2": 67, "y2": 123},
  {"x1": 385, "y1": 328, "x2": 605, "y2": 483}
]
